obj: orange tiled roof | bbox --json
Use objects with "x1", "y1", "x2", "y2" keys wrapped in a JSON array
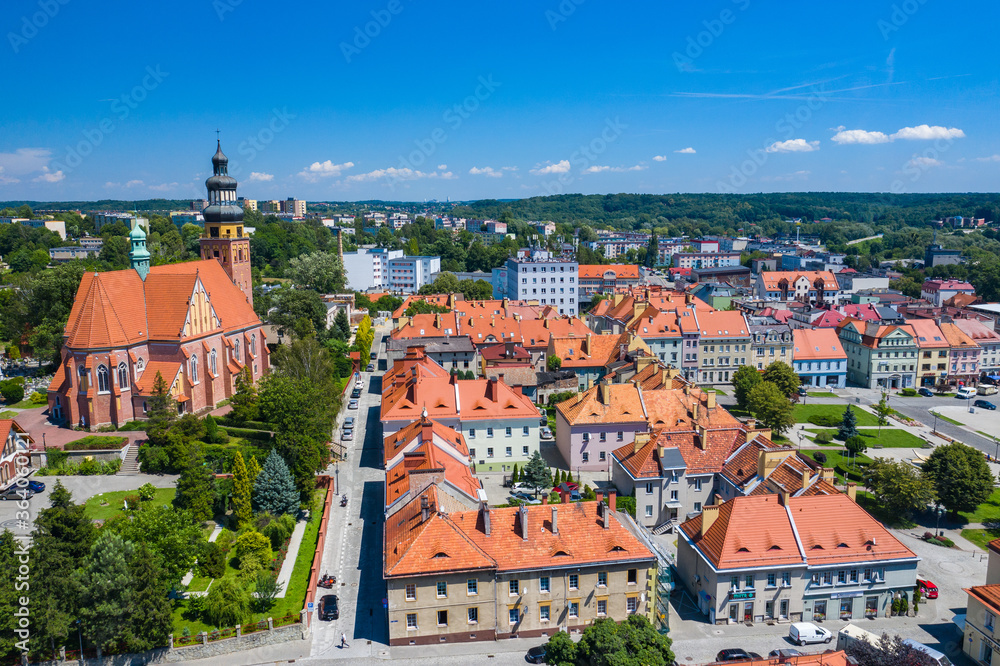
[
  {"x1": 967, "y1": 585, "x2": 1000, "y2": 614},
  {"x1": 681, "y1": 495, "x2": 803, "y2": 570},
  {"x1": 555, "y1": 383, "x2": 647, "y2": 425},
  {"x1": 696, "y1": 310, "x2": 749, "y2": 339},
  {"x1": 790, "y1": 494, "x2": 915, "y2": 565},
  {"x1": 382, "y1": 374, "x2": 538, "y2": 423},
  {"x1": 759, "y1": 271, "x2": 840, "y2": 291},
  {"x1": 392, "y1": 312, "x2": 460, "y2": 339},
  {"x1": 461, "y1": 314, "x2": 522, "y2": 345},
  {"x1": 383, "y1": 417, "x2": 480, "y2": 508},
  {"x1": 578, "y1": 264, "x2": 641, "y2": 280},
  {"x1": 906, "y1": 318, "x2": 950, "y2": 349},
  {"x1": 627, "y1": 307, "x2": 683, "y2": 339},
  {"x1": 954, "y1": 318, "x2": 1000, "y2": 344},
  {"x1": 0, "y1": 419, "x2": 31, "y2": 447},
  {"x1": 550, "y1": 332, "x2": 625, "y2": 368},
  {"x1": 792, "y1": 328, "x2": 846, "y2": 361},
  {"x1": 612, "y1": 438, "x2": 665, "y2": 479},
  {"x1": 652, "y1": 427, "x2": 745, "y2": 476},
  {"x1": 135, "y1": 361, "x2": 181, "y2": 395},
  {"x1": 939, "y1": 321, "x2": 979, "y2": 350},
  {"x1": 383, "y1": 347, "x2": 450, "y2": 390},
  {"x1": 518, "y1": 317, "x2": 591, "y2": 349}
]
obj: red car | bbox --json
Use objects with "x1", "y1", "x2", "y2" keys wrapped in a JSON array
[{"x1": 917, "y1": 579, "x2": 938, "y2": 599}]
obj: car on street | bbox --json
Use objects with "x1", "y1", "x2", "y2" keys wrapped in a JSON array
[
  {"x1": 344, "y1": 416, "x2": 355, "y2": 428},
  {"x1": 366, "y1": 363, "x2": 375, "y2": 372},
  {"x1": 319, "y1": 594, "x2": 339, "y2": 620},
  {"x1": 355, "y1": 379, "x2": 364, "y2": 389},
  {"x1": 341, "y1": 429, "x2": 353, "y2": 441},
  {"x1": 918, "y1": 387, "x2": 935, "y2": 397},
  {"x1": 348, "y1": 399, "x2": 359, "y2": 410},
  {"x1": 917, "y1": 578, "x2": 939, "y2": 599},
  {"x1": 957, "y1": 386, "x2": 977, "y2": 399},
  {"x1": 538, "y1": 406, "x2": 547, "y2": 425},
  {"x1": 716, "y1": 649, "x2": 762, "y2": 662},
  {"x1": 350, "y1": 388, "x2": 361, "y2": 399},
  {"x1": 0, "y1": 486, "x2": 33, "y2": 501},
  {"x1": 974, "y1": 399, "x2": 996, "y2": 410},
  {"x1": 526, "y1": 645, "x2": 547, "y2": 664},
  {"x1": 26, "y1": 479, "x2": 45, "y2": 493},
  {"x1": 768, "y1": 649, "x2": 803, "y2": 661},
  {"x1": 540, "y1": 426, "x2": 553, "y2": 440},
  {"x1": 789, "y1": 621, "x2": 832, "y2": 645},
  {"x1": 509, "y1": 491, "x2": 541, "y2": 504},
  {"x1": 798, "y1": 386, "x2": 808, "y2": 396}
]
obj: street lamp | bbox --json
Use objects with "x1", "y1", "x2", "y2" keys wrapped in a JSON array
[{"x1": 935, "y1": 505, "x2": 945, "y2": 538}]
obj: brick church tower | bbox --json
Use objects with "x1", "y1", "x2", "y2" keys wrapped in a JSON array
[{"x1": 200, "y1": 141, "x2": 253, "y2": 306}]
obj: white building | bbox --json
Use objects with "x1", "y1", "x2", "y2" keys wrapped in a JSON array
[
  {"x1": 387, "y1": 256, "x2": 441, "y2": 293},
  {"x1": 342, "y1": 248, "x2": 403, "y2": 291},
  {"x1": 505, "y1": 248, "x2": 579, "y2": 316}
]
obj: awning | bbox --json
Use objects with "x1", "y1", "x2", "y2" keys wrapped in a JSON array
[{"x1": 988, "y1": 375, "x2": 1000, "y2": 381}]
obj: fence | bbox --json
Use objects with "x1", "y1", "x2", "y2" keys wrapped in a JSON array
[{"x1": 304, "y1": 476, "x2": 335, "y2": 626}]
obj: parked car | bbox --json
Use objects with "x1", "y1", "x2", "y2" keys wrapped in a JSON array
[
  {"x1": 974, "y1": 399, "x2": 996, "y2": 411},
  {"x1": 768, "y1": 649, "x2": 803, "y2": 661},
  {"x1": 366, "y1": 363, "x2": 375, "y2": 373},
  {"x1": 526, "y1": 645, "x2": 547, "y2": 664},
  {"x1": 341, "y1": 429, "x2": 353, "y2": 441},
  {"x1": 348, "y1": 399, "x2": 359, "y2": 410},
  {"x1": 355, "y1": 379, "x2": 365, "y2": 389},
  {"x1": 350, "y1": 388, "x2": 362, "y2": 399},
  {"x1": 917, "y1": 578, "x2": 939, "y2": 599},
  {"x1": 540, "y1": 426, "x2": 553, "y2": 440},
  {"x1": 344, "y1": 416, "x2": 355, "y2": 428},
  {"x1": 918, "y1": 387, "x2": 935, "y2": 397},
  {"x1": 26, "y1": 479, "x2": 45, "y2": 493},
  {"x1": 510, "y1": 491, "x2": 541, "y2": 504},
  {"x1": 798, "y1": 386, "x2": 808, "y2": 396},
  {"x1": 0, "y1": 486, "x2": 33, "y2": 501},
  {"x1": 789, "y1": 622, "x2": 832, "y2": 646},
  {"x1": 552, "y1": 482, "x2": 581, "y2": 501},
  {"x1": 716, "y1": 649, "x2": 754, "y2": 662},
  {"x1": 319, "y1": 594, "x2": 339, "y2": 621}
]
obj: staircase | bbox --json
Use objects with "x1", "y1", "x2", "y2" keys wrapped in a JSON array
[
  {"x1": 652, "y1": 520, "x2": 675, "y2": 535},
  {"x1": 118, "y1": 443, "x2": 140, "y2": 475}
]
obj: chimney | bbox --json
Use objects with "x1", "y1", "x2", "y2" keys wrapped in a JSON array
[
  {"x1": 846, "y1": 482, "x2": 857, "y2": 502},
  {"x1": 820, "y1": 467, "x2": 836, "y2": 484},
  {"x1": 801, "y1": 468, "x2": 810, "y2": 490},
  {"x1": 777, "y1": 490, "x2": 789, "y2": 506},
  {"x1": 596, "y1": 490, "x2": 604, "y2": 505},
  {"x1": 608, "y1": 489, "x2": 616, "y2": 514},
  {"x1": 542, "y1": 494, "x2": 548, "y2": 505},
  {"x1": 684, "y1": 384, "x2": 691, "y2": 396},
  {"x1": 560, "y1": 489, "x2": 569, "y2": 504},
  {"x1": 498, "y1": 373, "x2": 505, "y2": 385},
  {"x1": 435, "y1": 313, "x2": 441, "y2": 329},
  {"x1": 633, "y1": 438, "x2": 642, "y2": 455},
  {"x1": 544, "y1": 319, "x2": 550, "y2": 329},
  {"x1": 746, "y1": 418, "x2": 756, "y2": 431},
  {"x1": 520, "y1": 505, "x2": 529, "y2": 541},
  {"x1": 692, "y1": 401, "x2": 700, "y2": 421},
  {"x1": 706, "y1": 392, "x2": 716, "y2": 409},
  {"x1": 481, "y1": 502, "x2": 491, "y2": 535},
  {"x1": 599, "y1": 380, "x2": 611, "y2": 405},
  {"x1": 420, "y1": 495, "x2": 430, "y2": 523},
  {"x1": 697, "y1": 425, "x2": 708, "y2": 450},
  {"x1": 685, "y1": 292, "x2": 694, "y2": 305},
  {"x1": 551, "y1": 506, "x2": 559, "y2": 535},
  {"x1": 700, "y1": 503, "x2": 719, "y2": 536}
]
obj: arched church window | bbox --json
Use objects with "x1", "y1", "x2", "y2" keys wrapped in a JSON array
[
  {"x1": 210, "y1": 349, "x2": 217, "y2": 376},
  {"x1": 117, "y1": 363, "x2": 129, "y2": 390},
  {"x1": 190, "y1": 355, "x2": 199, "y2": 384},
  {"x1": 97, "y1": 365, "x2": 110, "y2": 393}
]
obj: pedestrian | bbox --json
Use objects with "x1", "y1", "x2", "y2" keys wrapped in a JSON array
[{"x1": 341, "y1": 633, "x2": 348, "y2": 648}]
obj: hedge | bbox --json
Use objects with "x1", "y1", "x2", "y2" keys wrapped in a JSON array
[
  {"x1": 65, "y1": 436, "x2": 128, "y2": 451},
  {"x1": 219, "y1": 427, "x2": 275, "y2": 443},
  {"x1": 216, "y1": 417, "x2": 275, "y2": 432}
]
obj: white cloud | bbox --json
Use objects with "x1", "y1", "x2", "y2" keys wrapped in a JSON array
[
  {"x1": 298, "y1": 160, "x2": 355, "y2": 182},
  {"x1": 891, "y1": 125, "x2": 965, "y2": 141},
  {"x1": 530, "y1": 160, "x2": 571, "y2": 175},
  {"x1": 437, "y1": 164, "x2": 447, "y2": 170},
  {"x1": 674, "y1": 147, "x2": 696, "y2": 154},
  {"x1": 148, "y1": 182, "x2": 179, "y2": 192},
  {"x1": 830, "y1": 129, "x2": 891, "y2": 145},
  {"x1": 32, "y1": 166, "x2": 64, "y2": 183},
  {"x1": 765, "y1": 139, "x2": 820, "y2": 153},
  {"x1": 906, "y1": 156, "x2": 943, "y2": 169},
  {"x1": 125, "y1": 179, "x2": 144, "y2": 188},
  {"x1": 653, "y1": 155, "x2": 667, "y2": 162},
  {"x1": 0, "y1": 148, "x2": 52, "y2": 176},
  {"x1": 583, "y1": 164, "x2": 647, "y2": 174},
  {"x1": 248, "y1": 171, "x2": 274, "y2": 182},
  {"x1": 974, "y1": 154, "x2": 1000, "y2": 162},
  {"x1": 0, "y1": 166, "x2": 19, "y2": 185},
  {"x1": 345, "y1": 167, "x2": 454, "y2": 183},
  {"x1": 469, "y1": 166, "x2": 503, "y2": 178},
  {"x1": 501, "y1": 166, "x2": 518, "y2": 172}
]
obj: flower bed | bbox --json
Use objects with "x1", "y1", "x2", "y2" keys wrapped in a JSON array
[{"x1": 64, "y1": 435, "x2": 128, "y2": 451}]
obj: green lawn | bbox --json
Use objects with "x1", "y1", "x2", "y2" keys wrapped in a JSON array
[
  {"x1": 803, "y1": 448, "x2": 872, "y2": 484},
  {"x1": 930, "y1": 411, "x2": 964, "y2": 426},
  {"x1": 6, "y1": 399, "x2": 41, "y2": 409},
  {"x1": 807, "y1": 391, "x2": 838, "y2": 398},
  {"x1": 959, "y1": 487, "x2": 1000, "y2": 525},
  {"x1": 962, "y1": 528, "x2": 1000, "y2": 550},
  {"x1": 792, "y1": 403, "x2": 879, "y2": 427},
  {"x1": 704, "y1": 387, "x2": 727, "y2": 395},
  {"x1": 84, "y1": 487, "x2": 176, "y2": 521},
  {"x1": 0, "y1": 410, "x2": 16, "y2": 419},
  {"x1": 803, "y1": 428, "x2": 926, "y2": 449}
]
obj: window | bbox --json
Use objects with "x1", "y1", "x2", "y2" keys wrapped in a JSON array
[
  {"x1": 523, "y1": 426, "x2": 529, "y2": 436},
  {"x1": 437, "y1": 581, "x2": 447, "y2": 598},
  {"x1": 540, "y1": 576, "x2": 550, "y2": 593},
  {"x1": 117, "y1": 363, "x2": 129, "y2": 390},
  {"x1": 568, "y1": 601, "x2": 579, "y2": 618},
  {"x1": 522, "y1": 446, "x2": 529, "y2": 455},
  {"x1": 210, "y1": 348, "x2": 217, "y2": 375},
  {"x1": 250, "y1": 333, "x2": 257, "y2": 356},
  {"x1": 487, "y1": 428, "x2": 494, "y2": 438},
  {"x1": 540, "y1": 605, "x2": 550, "y2": 622},
  {"x1": 745, "y1": 574, "x2": 754, "y2": 588},
  {"x1": 863, "y1": 567, "x2": 873, "y2": 582},
  {"x1": 694, "y1": 479, "x2": 703, "y2": 491},
  {"x1": 645, "y1": 482, "x2": 654, "y2": 494},
  {"x1": 823, "y1": 572, "x2": 832, "y2": 586},
  {"x1": 628, "y1": 569, "x2": 638, "y2": 585},
  {"x1": 599, "y1": 432, "x2": 606, "y2": 442},
  {"x1": 781, "y1": 572, "x2": 791, "y2": 587},
  {"x1": 582, "y1": 432, "x2": 589, "y2": 442},
  {"x1": 405, "y1": 584, "x2": 416, "y2": 600},
  {"x1": 582, "y1": 452, "x2": 589, "y2": 463},
  {"x1": 594, "y1": 599, "x2": 606, "y2": 616},
  {"x1": 468, "y1": 579, "x2": 478, "y2": 595},
  {"x1": 505, "y1": 426, "x2": 512, "y2": 437},
  {"x1": 509, "y1": 580, "x2": 519, "y2": 596},
  {"x1": 849, "y1": 569, "x2": 858, "y2": 583},
  {"x1": 487, "y1": 447, "x2": 494, "y2": 458},
  {"x1": 406, "y1": 613, "x2": 417, "y2": 630},
  {"x1": 96, "y1": 365, "x2": 110, "y2": 393},
  {"x1": 837, "y1": 570, "x2": 846, "y2": 585},
  {"x1": 468, "y1": 607, "x2": 478, "y2": 624},
  {"x1": 470, "y1": 448, "x2": 476, "y2": 457},
  {"x1": 468, "y1": 428, "x2": 475, "y2": 439},
  {"x1": 437, "y1": 610, "x2": 448, "y2": 626},
  {"x1": 598, "y1": 572, "x2": 607, "y2": 587},
  {"x1": 505, "y1": 446, "x2": 512, "y2": 457},
  {"x1": 190, "y1": 355, "x2": 198, "y2": 384},
  {"x1": 645, "y1": 505, "x2": 653, "y2": 517},
  {"x1": 730, "y1": 576, "x2": 740, "y2": 590},
  {"x1": 569, "y1": 574, "x2": 579, "y2": 590},
  {"x1": 509, "y1": 608, "x2": 519, "y2": 624},
  {"x1": 693, "y1": 501, "x2": 702, "y2": 512},
  {"x1": 670, "y1": 490, "x2": 678, "y2": 501},
  {"x1": 617, "y1": 430, "x2": 624, "y2": 441},
  {"x1": 987, "y1": 611, "x2": 996, "y2": 631},
  {"x1": 627, "y1": 597, "x2": 638, "y2": 614},
  {"x1": 767, "y1": 573, "x2": 776, "y2": 588}
]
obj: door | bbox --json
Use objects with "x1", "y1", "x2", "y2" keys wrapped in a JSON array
[
  {"x1": 743, "y1": 602, "x2": 753, "y2": 622},
  {"x1": 840, "y1": 598, "x2": 852, "y2": 619},
  {"x1": 779, "y1": 599, "x2": 789, "y2": 619},
  {"x1": 865, "y1": 597, "x2": 878, "y2": 617},
  {"x1": 729, "y1": 604, "x2": 738, "y2": 622},
  {"x1": 765, "y1": 601, "x2": 774, "y2": 619},
  {"x1": 814, "y1": 600, "x2": 826, "y2": 621}
]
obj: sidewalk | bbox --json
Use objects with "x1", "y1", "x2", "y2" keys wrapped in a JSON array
[{"x1": 275, "y1": 519, "x2": 307, "y2": 598}]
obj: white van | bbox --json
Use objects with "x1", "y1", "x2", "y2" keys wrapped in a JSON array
[
  {"x1": 789, "y1": 621, "x2": 833, "y2": 646},
  {"x1": 978, "y1": 385, "x2": 998, "y2": 396},
  {"x1": 902, "y1": 639, "x2": 952, "y2": 666},
  {"x1": 957, "y1": 386, "x2": 977, "y2": 399}
]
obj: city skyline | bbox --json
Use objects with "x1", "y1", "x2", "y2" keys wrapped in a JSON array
[{"x1": 1, "y1": 0, "x2": 997, "y2": 202}]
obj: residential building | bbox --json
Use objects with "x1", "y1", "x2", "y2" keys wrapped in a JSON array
[
  {"x1": 940, "y1": 320, "x2": 981, "y2": 386},
  {"x1": 779, "y1": 251, "x2": 846, "y2": 273},
  {"x1": 671, "y1": 252, "x2": 741, "y2": 269},
  {"x1": 0, "y1": 419, "x2": 33, "y2": 489},
  {"x1": 170, "y1": 212, "x2": 205, "y2": 226},
  {"x1": 281, "y1": 198, "x2": 306, "y2": 216},
  {"x1": 690, "y1": 283, "x2": 737, "y2": 310},
  {"x1": 924, "y1": 244, "x2": 963, "y2": 268},
  {"x1": 754, "y1": 271, "x2": 841, "y2": 306},
  {"x1": 261, "y1": 200, "x2": 282, "y2": 214},
  {"x1": 748, "y1": 319, "x2": 793, "y2": 370},
  {"x1": 49, "y1": 245, "x2": 103, "y2": 263},
  {"x1": 238, "y1": 197, "x2": 257, "y2": 212},
  {"x1": 384, "y1": 487, "x2": 655, "y2": 645},
  {"x1": 387, "y1": 255, "x2": 442, "y2": 293},
  {"x1": 93, "y1": 212, "x2": 148, "y2": 233},
  {"x1": 16, "y1": 219, "x2": 67, "y2": 239},
  {"x1": 549, "y1": 332, "x2": 633, "y2": 392},
  {"x1": 386, "y1": 338, "x2": 477, "y2": 373},
  {"x1": 627, "y1": 307, "x2": 684, "y2": 367},
  {"x1": 191, "y1": 199, "x2": 208, "y2": 211},
  {"x1": 906, "y1": 318, "x2": 950, "y2": 387},
  {"x1": 963, "y1": 585, "x2": 1000, "y2": 666},
  {"x1": 717, "y1": 430, "x2": 839, "y2": 503},
  {"x1": 381, "y1": 370, "x2": 540, "y2": 472},
  {"x1": 837, "y1": 319, "x2": 917, "y2": 389},
  {"x1": 696, "y1": 310, "x2": 751, "y2": 385},
  {"x1": 483, "y1": 220, "x2": 507, "y2": 234},
  {"x1": 505, "y1": 249, "x2": 579, "y2": 317},
  {"x1": 677, "y1": 493, "x2": 919, "y2": 625},
  {"x1": 921, "y1": 279, "x2": 975, "y2": 307},
  {"x1": 342, "y1": 247, "x2": 404, "y2": 291},
  {"x1": 791, "y1": 328, "x2": 847, "y2": 388},
  {"x1": 46, "y1": 143, "x2": 269, "y2": 429},
  {"x1": 955, "y1": 319, "x2": 1000, "y2": 376},
  {"x1": 490, "y1": 267, "x2": 509, "y2": 299},
  {"x1": 577, "y1": 265, "x2": 641, "y2": 302},
  {"x1": 518, "y1": 317, "x2": 592, "y2": 370},
  {"x1": 836, "y1": 272, "x2": 891, "y2": 294},
  {"x1": 534, "y1": 221, "x2": 556, "y2": 236}
]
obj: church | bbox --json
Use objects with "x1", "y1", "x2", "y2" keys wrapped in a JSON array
[{"x1": 46, "y1": 142, "x2": 269, "y2": 429}]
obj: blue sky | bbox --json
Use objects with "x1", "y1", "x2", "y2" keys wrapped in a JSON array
[{"x1": 1, "y1": 0, "x2": 997, "y2": 202}]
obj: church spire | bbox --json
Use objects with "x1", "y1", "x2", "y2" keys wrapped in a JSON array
[
  {"x1": 129, "y1": 223, "x2": 150, "y2": 281},
  {"x1": 200, "y1": 138, "x2": 253, "y2": 305}
]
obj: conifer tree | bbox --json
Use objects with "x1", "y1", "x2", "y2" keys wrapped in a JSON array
[
  {"x1": 252, "y1": 450, "x2": 300, "y2": 517},
  {"x1": 838, "y1": 404, "x2": 859, "y2": 441},
  {"x1": 247, "y1": 455, "x2": 262, "y2": 484},
  {"x1": 232, "y1": 452, "x2": 253, "y2": 527}
]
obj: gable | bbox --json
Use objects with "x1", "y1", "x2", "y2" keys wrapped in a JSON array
[{"x1": 182, "y1": 279, "x2": 223, "y2": 338}]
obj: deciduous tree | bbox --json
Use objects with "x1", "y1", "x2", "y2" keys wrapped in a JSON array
[
  {"x1": 862, "y1": 459, "x2": 935, "y2": 519},
  {"x1": 732, "y1": 365, "x2": 762, "y2": 409},
  {"x1": 747, "y1": 382, "x2": 795, "y2": 436},
  {"x1": 762, "y1": 360, "x2": 801, "y2": 397},
  {"x1": 923, "y1": 442, "x2": 995, "y2": 515}
]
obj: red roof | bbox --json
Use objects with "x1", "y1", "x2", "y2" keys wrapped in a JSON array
[{"x1": 578, "y1": 264, "x2": 641, "y2": 280}]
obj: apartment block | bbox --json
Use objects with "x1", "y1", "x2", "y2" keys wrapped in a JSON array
[
  {"x1": 506, "y1": 249, "x2": 579, "y2": 317},
  {"x1": 696, "y1": 310, "x2": 751, "y2": 385}
]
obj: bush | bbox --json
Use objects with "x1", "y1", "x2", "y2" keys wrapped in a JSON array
[
  {"x1": 46, "y1": 448, "x2": 68, "y2": 468},
  {"x1": 29, "y1": 391, "x2": 47, "y2": 405},
  {"x1": 138, "y1": 483, "x2": 157, "y2": 501},
  {"x1": 547, "y1": 391, "x2": 577, "y2": 406},
  {"x1": 117, "y1": 420, "x2": 148, "y2": 432},
  {"x1": 813, "y1": 451, "x2": 827, "y2": 464},
  {"x1": 217, "y1": 417, "x2": 275, "y2": 432},
  {"x1": 233, "y1": 530, "x2": 272, "y2": 566},
  {"x1": 123, "y1": 494, "x2": 141, "y2": 510},
  {"x1": 900, "y1": 388, "x2": 918, "y2": 397},
  {"x1": 257, "y1": 513, "x2": 292, "y2": 550},
  {"x1": 138, "y1": 445, "x2": 170, "y2": 474},
  {"x1": 215, "y1": 529, "x2": 236, "y2": 554},
  {"x1": 77, "y1": 457, "x2": 101, "y2": 475},
  {"x1": 65, "y1": 436, "x2": 128, "y2": 451},
  {"x1": 809, "y1": 415, "x2": 841, "y2": 427},
  {"x1": 219, "y1": 427, "x2": 275, "y2": 443},
  {"x1": 0, "y1": 380, "x2": 24, "y2": 404},
  {"x1": 891, "y1": 598, "x2": 900, "y2": 615},
  {"x1": 197, "y1": 541, "x2": 226, "y2": 579},
  {"x1": 923, "y1": 531, "x2": 934, "y2": 540},
  {"x1": 615, "y1": 495, "x2": 636, "y2": 518},
  {"x1": 814, "y1": 431, "x2": 832, "y2": 444}
]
